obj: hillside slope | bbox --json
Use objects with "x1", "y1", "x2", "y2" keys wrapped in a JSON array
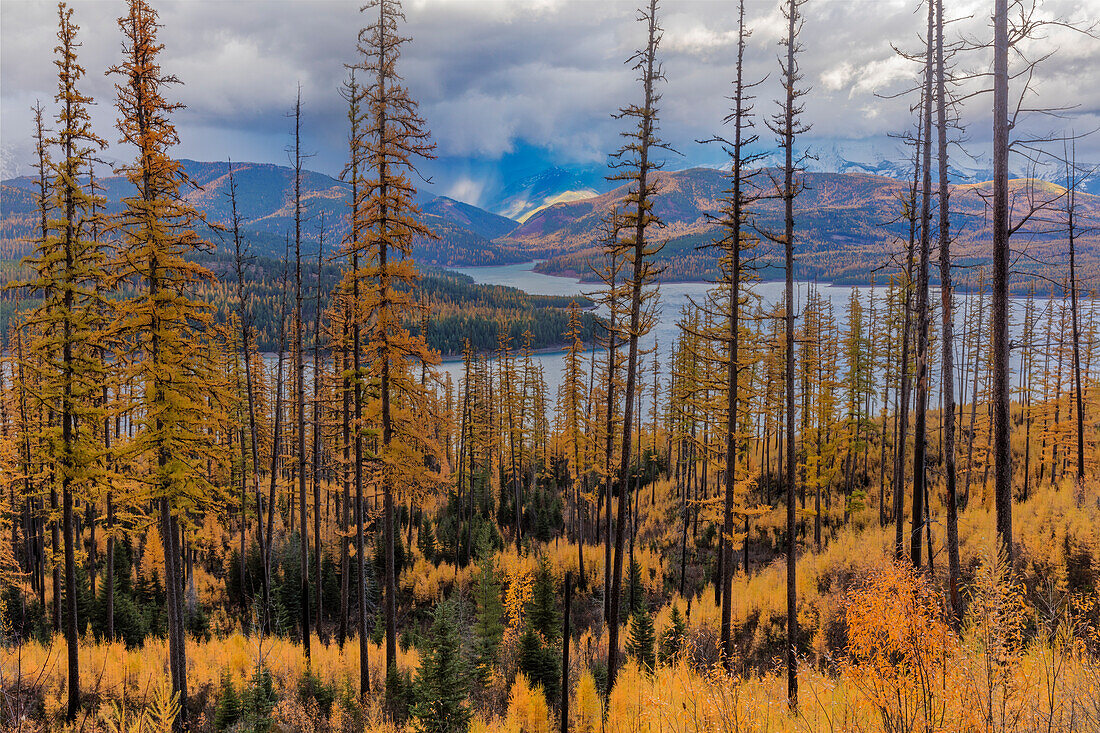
[
  {"x1": 0, "y1": 160, "x2": 523, "y2": 267},
  {"x1": 5, "y1": 162, "x2": 1096, "y2": 289},
  {"x1": 505, "y1": 167, "x2": 1100, "y2": 289}
]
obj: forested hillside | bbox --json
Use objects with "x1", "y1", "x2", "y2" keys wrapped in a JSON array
[
  {"x1": 0, "y1": 160, "x2": 526, "y2": 268},
  {"x1": 0, "y1": 253, "x2": 598, "y2": 356},
  {"x1": 7, "y1": 163, "x2": 1096, "y2": 295},
  {"x1": 513, "y1": 168, "x2": 1100, "y2": 291}
]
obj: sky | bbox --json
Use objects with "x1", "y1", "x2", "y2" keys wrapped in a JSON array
[{"x1": 3, "y1": 0, "x2": 1099, "y2": 208}]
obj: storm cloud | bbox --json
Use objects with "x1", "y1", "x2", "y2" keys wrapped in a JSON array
[{"x1": 3, "y1": 0, "x2": 1098, "y2": 206}]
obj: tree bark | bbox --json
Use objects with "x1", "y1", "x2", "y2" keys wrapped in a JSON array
[
  {"x1": 934, "y1": 0, "x2": 961, "y2": 618},
  {"x1": 912, "y1": 0, "x2": 934, "y2": 569},
  {"x1": 991, "y1": 0, "x2": 1014, "y2": 562}
]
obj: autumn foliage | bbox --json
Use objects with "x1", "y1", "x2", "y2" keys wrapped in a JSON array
[{"x1": 3, "y1": 0, "x2": 1100, "y2": 732}]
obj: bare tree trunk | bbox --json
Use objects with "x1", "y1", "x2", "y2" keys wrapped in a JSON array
[
  {"x1": 991, "y1": 0, "x2": 1014, "y2": 561},
  {"x1": 560, "y1": 571, "x2": 572, "y2": 733},
  {"x1": 1065, "y1": 144, "x2": 1086, "y2": 489},
  {"x1": 773, "y1": 0, "x2": 806, "y2": 709},
  {"x1": 313, "y1": 218, "x2": 325, "y2": 635},
  {"x1": 266, "y1": 244, "x2": 291, "y2": 629},
  {"x1": 338, "y1": 304, "x2": 351, "y2": 647},
  {"x1": 292, "y1": 89, "x2": 312, "y2": 662},
  {"x1": 63, "y1": 456, "x2": 79, "y2": 720},
  {"x1": 935, "y1": 0, "x2": 960, "y2": 619},
  {"x1": 228, "y1": 159, "x2": 266, "y2": 627},
  {"x1": 912, "y1": 0, "x2": 934, "y2": 569},
  {"x1": 354, "y1": 249, "x2": 370, "y2": 699},
  {"x1": 607, "y1": 0, "x2": 662, "y2": 693},
  {"x1": 720, "y1": 2, "x2": 750, "y2": 670},
  {"x1": 893, "y1": 107, "x2": 923, "y2": 560},
  {"x1": 602, "y1": 251, "x2": 619, "y2": 625}
]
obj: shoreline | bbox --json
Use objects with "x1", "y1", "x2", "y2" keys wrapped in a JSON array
[{"x1": 519, "y1": 261, "x2": 1071, "y2": 297}]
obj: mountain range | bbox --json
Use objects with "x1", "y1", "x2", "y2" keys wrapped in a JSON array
[
  {"x1": 508, "y1": 167, "x2": 1100, "y2": 289},
  {"x1": 3, "y1": 159, "x2": 1097, "y2": 291},
  {"x1": 0, "y1": 160, "x2": 524, "y2": 267}
]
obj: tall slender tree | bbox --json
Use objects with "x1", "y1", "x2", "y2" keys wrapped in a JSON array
[
  {"x1": 108, "y1": 1, "x2": 229, "y2": 722},
  {"x1": 340, "y1": 71, "x2": 371, "y2": 699},
  {"x1": 892, "y1": 118, "x2": 922, "y2": 561},
  {"x1": 20, "y1": 4, "x2": 109, "y2": 718},
  {"x1": 350, "y1": 0, "x2": 438, "y2": 681},
  {"x1": 911, "y1": 0, "x2": 934, "y2": 570},
  {"x1": 290, "y1": 86, "x2": 312, "y2": 663},
  {"x1": 606, "y1": 0, "x2": 668, "y2": 693},
  {"x1": 593, "y1": 219, "x2": 624, "y2": 625},
  {"x1": 763, "y1": 0, "x2": 810, "y2": 709},
  {"x1": 933, "y1": 0, "x2": 961, "y2": 618},
  {"x1": 1060, "y1": 140, "x2": 1089, "y2": 490},
  {"x1": 990, "y1": 0, "x2": 1013, "y2": 561},
  {"x1": 700, "y1": 0, "x2": 761, "y2": 671},
  {"x1": 313, "y1": 213, "x2": 325, "y2": 633},
  {"x1": 228, "y1": 159, "x2": 269, "y2": 626},
  {"x1": 560, "y1": 302, "x2": 587, "y2": 588}
]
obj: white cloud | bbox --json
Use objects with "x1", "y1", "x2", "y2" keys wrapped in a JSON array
[
  {"x1": 821, "y1": 62, "x2": 855, "y2": 92},
  {"x1": 445, "y1": 175, "x2": 487, "y2": 206},
  {"x1": 2, "y1": 0, "x2": 1098, "y2": 190}
]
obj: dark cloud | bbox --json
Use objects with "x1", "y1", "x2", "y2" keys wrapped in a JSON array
[{"x1": 3, "y1": 0, "x2": 1098, "y2": 205}]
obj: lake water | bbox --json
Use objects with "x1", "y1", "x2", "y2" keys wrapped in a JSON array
[
  {"x1": 442, "y1": 262, "x2": 718, "y2": 400},
  {"x1": 439, "y1": 261, "x2": 1091, "y2": 408},
  {"x1": 262, "y1": 261, "x2": 1091, "y2": 412}
]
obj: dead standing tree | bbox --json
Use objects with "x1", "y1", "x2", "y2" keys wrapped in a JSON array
[
  {"x1": 698, "y1": 0, "x2": 766, "y2": 670},
  {"x1": 605, "y1": 0, "x2": 671, "y2": 694},
  {"x1": 760, "y1": 0, "x2": 811, "y2": 709}
]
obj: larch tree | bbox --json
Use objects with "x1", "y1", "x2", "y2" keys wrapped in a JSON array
[
  {"x1": 27, "y1": 101, "x2": 54, "y2": 623},
  {"x1": 107, "y1": 0, "x2": 229, "y2": 722},
  {"x1": 29, "y1": 100, "x2": 65, "y2": 636},
  {"x1": 606, "y1": 0, "x2": 669, "y2": 694},
  {"x1": 350, "y1": 0, "x2": 439, "y2": 683},
  {"x1": 560, "y1": 301, "x2": 588, "y2": 587},
  {"x1": 18, "y1": 3, "x2": 109, "y2": 719},
  {"x1": 699, "y1": 0, "x2": 762, "y2": 670}
]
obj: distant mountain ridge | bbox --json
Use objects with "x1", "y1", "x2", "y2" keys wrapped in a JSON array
[
  {"x1": 3, "y1": 159, "x2": 1096, "y2": 290},
  {"x1": 484, "y1": 166, "x2": 606, "y2": 222},
  {"x1": 503, "y1": 166, "x2": 1100, "y2": 289},
  {"x1": 0, "y1": 159, "x2": 523, "y2": 267}
]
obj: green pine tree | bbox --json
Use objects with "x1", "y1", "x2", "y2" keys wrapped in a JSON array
[
  {"x1": 419, "y1": 517, "x2": 437, "y2": 563},
  {"x1": 658, "y1": 604, "x2": 686, "y2": 664},
  {"x1": 518, "y1": 625, "x2": 560, "y2": 704},
  {"x1": 214, "y1": 672, "x2": 242, "y2": 732},
  {"x1": 411, "y1": 601, "x2": 471, "y2": 733},
  {"x1": 473, "y1": 556, "x2": 504, "y2": 674},
  {"x1": 240, "y1": 668, "x2": 278, "y2": 733},
  {"x1": 622, "y1": 559, "x2": 644, "y2": 619},
  {"x1": 526, "y1": 559, "x2": 560, "y2": 641},
  {"x1": 626, "y1": 608, "x2": 656, "y2": 672}
]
